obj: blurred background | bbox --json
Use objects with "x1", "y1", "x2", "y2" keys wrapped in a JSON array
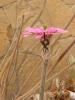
[{"x1": 0, "y1": 0, "x2": 75, "y2": 100}]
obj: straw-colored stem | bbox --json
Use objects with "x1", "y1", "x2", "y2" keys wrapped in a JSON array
[{"x1": 39, "y1": 59, "x2": 48, "y2": 100}]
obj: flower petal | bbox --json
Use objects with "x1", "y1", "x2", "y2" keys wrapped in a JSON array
[
  {"x1": 23, "y1": 34, "x2": 31, "y2": 37},
  {"x1": 22, "y1": 27, "x2": 67, "y2": 39},
  {"x1": 46, "y1": 27, "x2": 67, "y2": 35},
  {"x1": 25, "y1": 27, "x2": 44, "y2": 33},
  {"x1": 23, "y1": 31, "x2": 32, "y2": 37},
  {"x1": 35, "y1": 35, "x2": 43, "y2": 39}
]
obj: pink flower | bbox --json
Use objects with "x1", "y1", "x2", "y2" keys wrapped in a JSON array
[{"x1": 23, "y1": 27, "x2": 67, "y2": 39}]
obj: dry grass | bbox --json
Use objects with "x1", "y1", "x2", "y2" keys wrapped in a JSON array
[{"x1": 0, "y1": 0, "x2": 75, "y2": 100}]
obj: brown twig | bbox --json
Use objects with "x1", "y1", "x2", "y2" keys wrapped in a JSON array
[
  {"x1": 48, "y1": 40, "x2": 75, "y2": 76},
  {"x1": 15, "y1": 60, "x2": 75, "y2": 100},
  {"x1": 51, "y1": 12, "x2": 75, "y2": 48},
  {"x1": 49, "y1": 12, "x2": 75, "y2": 77}
]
